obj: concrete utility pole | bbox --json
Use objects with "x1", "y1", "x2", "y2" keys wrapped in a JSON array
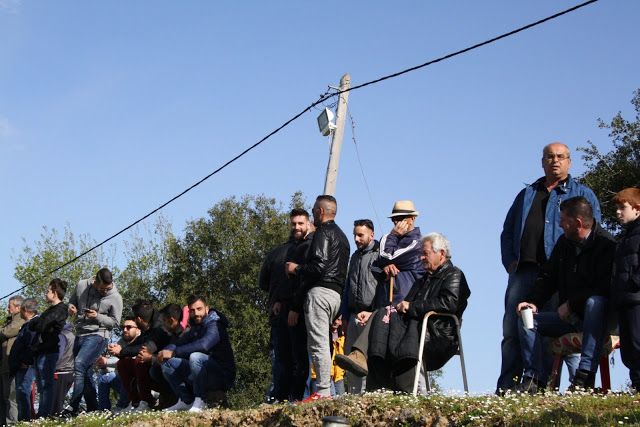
[{"x1": 323, "y1": 73, "x2": 350, "y2": 196}]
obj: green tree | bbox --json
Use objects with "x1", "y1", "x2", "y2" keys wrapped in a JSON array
[
  {"x1": 11, "y1": 224, "x2": 116, "y2": 306},
  {"x1": 118, "y1": 212, "x2": 174, "y2": 309},
  {"x1": 162, "y1": 193, "x2": 303, "y2": 408},
  {"x1": 578, "y1": 89, "x2": 640, "y2": 231}
]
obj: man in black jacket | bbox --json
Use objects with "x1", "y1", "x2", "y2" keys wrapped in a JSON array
[
  {"x1": 516, "y1": 196, "x2": 617, "y2": 393},
  {"x1": 109, "y1": 300, "x2": 170, "y2": 412},
  {"x1": 336, "y1": 233, "x2": 471, "y2": 393},
  {"x1": 286, "y1": 195, "x2": 350, "y2": 401}
]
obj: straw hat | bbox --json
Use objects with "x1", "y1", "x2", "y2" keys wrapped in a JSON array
[{"x1": 388, "y1": 200, "x2": 419, "y2": 218}]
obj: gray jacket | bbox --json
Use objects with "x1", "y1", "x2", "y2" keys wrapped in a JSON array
[
  {"x1": 70, "y1": 278, "x2": 123, "y2": 338},
  {"x1": 341, "y1": 241, "x2": 382, "y2": 321}
]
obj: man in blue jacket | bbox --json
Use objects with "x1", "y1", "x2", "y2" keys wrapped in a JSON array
[
  {"x1": 158, "y1": 295, "x2": 235, "y2": 413},
  {"x1": 8, "y1": 298, "x2": 38, "y2": 422},
  {"x1": 497, "y1": 143, "x2": 601, "y2": 393}
]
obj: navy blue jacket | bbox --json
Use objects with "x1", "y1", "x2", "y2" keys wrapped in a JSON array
[
  {"x1": 612, "y1": 216, "x2": 640, "y2": 308},
  {"x1": 164, "y1": 309, "x2": 235, "y2": 372},
  {"x1": 9, "y1": 317, "x2": 38, "y2": 373}
]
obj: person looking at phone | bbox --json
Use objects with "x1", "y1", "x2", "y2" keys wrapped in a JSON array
[{"x1": 62, "y1": 268, "x2": 123, "y2": 417}]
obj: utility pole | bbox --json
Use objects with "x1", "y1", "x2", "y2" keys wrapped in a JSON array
[{"x1": 323, "y1": 73, "x2": 350, "y2": 196}]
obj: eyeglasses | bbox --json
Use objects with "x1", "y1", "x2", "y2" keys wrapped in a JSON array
[
  {"x1": 544, "y1": 153, "x2": 570, "y2": 162},
  {"x1": 121, "y1": 325, "x2": 137, "y2": 331}
]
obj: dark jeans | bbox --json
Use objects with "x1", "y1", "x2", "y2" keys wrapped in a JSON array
[
  {"x1": 162, "y1": 353, "x2": 234, "y2": 402},
  {"x1": 619, "y1": 304, "x2": 640, "y2": 388},
  {"x1": 69, "y1": 335, "x2": 109, "y2": 411},
  {"x1": 53, "y1": 372, "x2": 74, "y2": 414},
  {"x1": 274, "y1": 303, "x2": 309, "y2": 402},
  {"x1": 15, "y1": 366, "x2": 34, "y2": 422},
  {"x1": 34, "y1": 353, "x2": 58, "y2": 418}
]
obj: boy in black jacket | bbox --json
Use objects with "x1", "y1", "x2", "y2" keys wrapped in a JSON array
[
  {"x1": 29, "y1": 279, "x2": 68, "y2": 418},
  {"x1": 612, "y1": 188, "x2": 640, "y2": 392}
]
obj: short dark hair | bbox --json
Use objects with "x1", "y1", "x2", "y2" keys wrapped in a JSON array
[
  {"x1": 560, "y1": 196, "x2": 594, "y2": 229},
  {"x1": 290, "y1": 208, "x2": 309, "y2": 219},
  {"x1": 316, "y1": 195, "x2": 336, "y2": 204},
  {"x1": 49, "y1": 278, "x2": 68, "y2": 300},
  {"x1": 21, "y1": 298, "x2": 38, "y2": 314},
  {"x1": 132, "y1": 300, "x2": 155, "y2": 323},
  {"x1": 353, "y1": 219, "x2": 374, "y2": 232},
  {"x1": 96, "y1": 268, "x2": 113, "y2": 285},
  {"x1": 123, "y1": 315, "x2": 138, "y2": 323},
  {"x1": 160, "y1": 303, "x2": 184, "y2": 323},
  {"x1": 186, "y1": 294, "x2": 206, "y2": 307}
]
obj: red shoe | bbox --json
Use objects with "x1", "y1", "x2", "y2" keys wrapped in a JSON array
[{"x1": 295, "y1": 392, "x2": 333, "y2": 404}]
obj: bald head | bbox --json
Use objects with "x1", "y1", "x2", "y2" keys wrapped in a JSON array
[
  {"x1": 312, "y1": 195, "x2": 337, "y2": 227},
  {"x1": 542, "y1": 142, "x2": 572, "y2": 183}
]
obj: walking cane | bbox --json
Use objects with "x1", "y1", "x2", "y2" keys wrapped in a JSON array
[{"x1": 389, "y1": 276, "x2": 394, "y2": 304}]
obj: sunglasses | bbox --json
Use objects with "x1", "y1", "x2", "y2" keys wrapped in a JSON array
[{"x1": 121, "y1": 325, "x2": 137, "y2": 331}]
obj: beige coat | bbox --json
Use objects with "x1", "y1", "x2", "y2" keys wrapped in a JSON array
[{"x1": 0, "y1": 312, "x2": 26, "y2": 374}]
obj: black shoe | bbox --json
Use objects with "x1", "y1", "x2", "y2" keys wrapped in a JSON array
[
  {"x1": 513, "y1": 376, "x2": 539, "y2": 395},
  {"x1": 59, "y1": 408, "x2": 79, "y2": 419},
  {"x1": 569, "y1": 369, "x2": 596, "y2": 392}
]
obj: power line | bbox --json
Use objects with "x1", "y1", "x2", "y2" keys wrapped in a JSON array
[
  {"x1": 2, "y1": 0, "x2": 598, "y2": 301},
  {"x1": 347, "y1": 107, "x2": 384, "y2": 234}
]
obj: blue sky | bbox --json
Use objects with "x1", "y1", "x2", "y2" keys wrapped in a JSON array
[{"x1": 1, "y1": 1, "x2": 639, "y2": 394}]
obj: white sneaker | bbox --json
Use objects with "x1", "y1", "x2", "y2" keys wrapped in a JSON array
[
  {"x1": 114, "y1": 402, "x2": 135, "y2": 414},
  {"x1": 188, "y1": 397, "x2": 207, "y2": 413},
  {"x1": 164, "y1": 399, "x2": 192, "y2": 412},
  {"x1": 133, "y1": 401, "x2": 151, "y2": 413}
]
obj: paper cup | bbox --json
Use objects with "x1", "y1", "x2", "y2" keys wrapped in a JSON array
[{"x1": 521, "y1": 307, "x2": 534, "y2": 329}]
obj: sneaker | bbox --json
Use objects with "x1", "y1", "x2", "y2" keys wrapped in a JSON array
[
  {"x1": 114, "y1": 402, "x2": 136, "y2": 415},
  {"x1": 59, "y1": 407, "x2": 79, "y2": 419},
  {"x1": 513, "y1": 376, "x2": 539, "y2": 395},
  {"x1": 568, "y1": 369, "x2": 596, "y2": 392},
  {"x1": 295, "y1": 392, "x2": 332, "y2": 405},
  {"x1": 132, "y1": 401, "x2": 152, "y2": 413},
  {"x1": 334, "y1": 350, "x2": 368, "y2": 377},
  {"x1": 164, "y1": 399, "x2": 193, "y2": 412},
  {"x1": 188, "y1": 397, "x2": 207, "y2": 413}
]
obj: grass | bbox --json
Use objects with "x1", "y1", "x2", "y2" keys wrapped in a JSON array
[{"x1": 18, "y1": 390, "x2": 640, "y2": 426}]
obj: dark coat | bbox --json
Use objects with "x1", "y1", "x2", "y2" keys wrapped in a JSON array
[
  {"x1": 120, "y1": 309, "x2": 171, "y2": 358},
  {"x1": 258, "y1": 240, "x2": 295, "y2": 323},
  {"x1": 29, "y1": 302, "x2": 68, "y2": 355},
  {"x1": 287, "y1": 232, "x2": 314, "y2": 313},
  {"x1": 528, "y1": 222, "x2": 617, "y2": 317},
  {"x1": 368, "y1": 260, "x2": 471, "y2": 373},
  {"x1": 612, "y1": 216, "x2": 640, "y2": 308}
]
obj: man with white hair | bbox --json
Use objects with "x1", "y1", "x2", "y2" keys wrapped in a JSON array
[{"x1": 336, "y1": 233, "x2": 471, "y2": 392}]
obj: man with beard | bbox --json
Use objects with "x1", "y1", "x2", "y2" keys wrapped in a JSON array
[
  {"x1": 286, "y1": 195, "x2": 350, "y2": 401},
  {"x1": 158, "y1": 295, "x2": 235, "y2": 413},
  {"x1": 259, "y1": 208, "x2": 310, "y2": 403},
  {"x1": 261, "y1": 208, "x2": 313, "y2": 403},
  {"x1": 340, "y1": 219, "x2": 382, "y2": 394}
]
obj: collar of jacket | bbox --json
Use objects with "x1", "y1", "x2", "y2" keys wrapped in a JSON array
[
  {"x1": 623, "y1": 215, "x2": 640, "y2": 233},
  {"x1": 428, "y1": 260, "x2": 453, "y2": 279},
  {"x1": 532, "y1": 175, "x2": 572, "y2": 193},
  {"x1": 359, "y1": 240, "x2": 380, "y2": 254},
  {"x1": 318, "y1": 220, "x2": 336, "y2": 229}
]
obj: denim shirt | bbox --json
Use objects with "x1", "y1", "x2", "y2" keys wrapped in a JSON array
[{"x1": 500, "y1": 175, "x2": 602, "y2": 272}]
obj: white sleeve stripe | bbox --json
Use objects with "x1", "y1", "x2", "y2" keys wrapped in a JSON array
[{"x1": 379, "y1": 234, "x2": 419, "y2": 260}]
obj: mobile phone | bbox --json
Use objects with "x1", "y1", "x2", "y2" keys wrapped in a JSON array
[{"x1": 83, "y1": 308, "x2": 92, "y2": 313}]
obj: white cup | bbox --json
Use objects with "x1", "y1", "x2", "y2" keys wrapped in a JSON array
[{"x1": 521, "y1": 306, "x2": 534, "y2": 329}]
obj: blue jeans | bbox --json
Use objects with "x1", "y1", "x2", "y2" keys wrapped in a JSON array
[
  {"x1": 15, "y1": 367, "x2": 34, "y2": 422},
  {"x1": 34, "y1": 353, "x2": 58, "y2": 418},
  {"x1": 69, "y1": 335, "x2": 109, "y2": 411},
  {"x1": 162, "y1": 353, "x2": 234, "y2": 402},
  {"x1": 97, "y1": 372, "x2": 129, "y2": 410},
  {"x1": 519, "y1": 295, "x2": 608, "y2": 378}
]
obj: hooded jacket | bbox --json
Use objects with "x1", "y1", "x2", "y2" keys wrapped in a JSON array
[
  {"x1": 70, "y1": 278, "x2": 123, "y2": 337},
  {"x1": 164, "y1": 309, "x2": 235, "y2": 374}
]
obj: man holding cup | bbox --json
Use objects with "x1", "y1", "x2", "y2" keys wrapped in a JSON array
[{"x1": 515, "y1": 197, "x2": 616, "y2": 393}]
